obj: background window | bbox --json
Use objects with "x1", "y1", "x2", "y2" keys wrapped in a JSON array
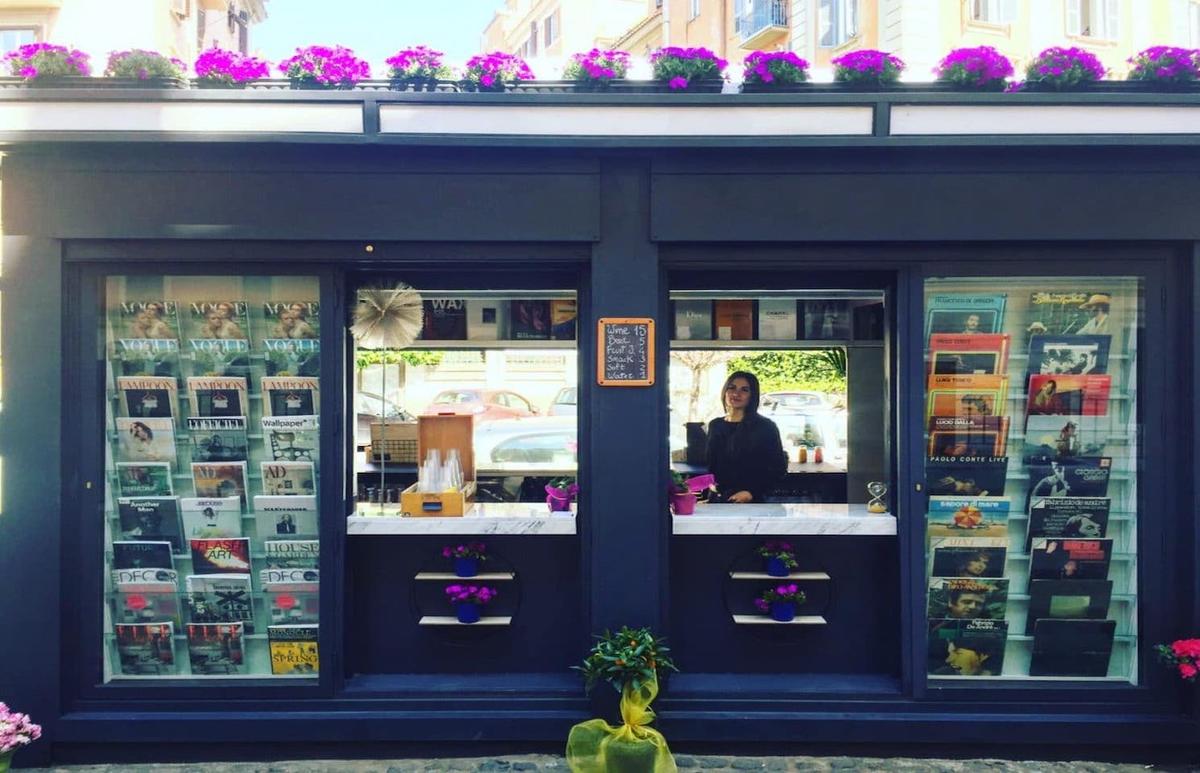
[
  {"x1": 0, "y1": 28, "x2": 37, "y2": 55},
  {"x1": 544, "y1": 10, "x2": 559, "y2": 46},
  {"x1": 690, "y1": 0, "x2": 701, "y2": 20},
  {"x1": 1190, "y1": 1, "x2": 1200, "y2": 47},
  {"x1": 819, "y1": 0, "x2": 858, "y2": 48},
  {"x1": 1066, "y1": 0, "x2": 1119, "y2": 39},
  {"x1": 529, "y1": 21, "x2": 538, "y2": 56},
  {"x1": 970, "y1": 0, "x2": 1017, "y2": 24}
]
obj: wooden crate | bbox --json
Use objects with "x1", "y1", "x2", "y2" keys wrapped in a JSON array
[
  {"x1": 399, "y1": 414, "x2": 476, "y2": 517},
  {"x1": 369, "y1": 421, "x2": 418, "y2": 463}
]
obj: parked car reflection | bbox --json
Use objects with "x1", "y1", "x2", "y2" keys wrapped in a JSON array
[
  {"x1": 474, "y1": 415, "x2": 577, "y2": 471},
  {"x1": 422, "y1": 388, "x2": 539, "y2": 422}
]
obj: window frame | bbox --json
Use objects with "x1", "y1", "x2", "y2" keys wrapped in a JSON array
[
  {"x1": 0, "y1": 26, "x2": 39, "y2": 55},
  {"x1": 1066, "y1": 0, "x2": 1120, "y2": 41},
  {"x1": 818, "y1": 0, "x2": 859, "y2": 49}
]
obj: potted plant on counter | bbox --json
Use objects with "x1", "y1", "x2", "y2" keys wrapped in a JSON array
[
  {"x1": 0, "y1": 702, "x2": 41, "y2": 771},
  {"x1": 650, "y1": 46, "x2": 727, "y2": 92},
  {"x1": 757, "y1": 540, "x2": 798, "y2": 577},
  {"x1": 103, "y1": 49, "x2": 188, "y2": 88},
  {"x1": 194, "y1": 47, "x2": 270, "y2": 89},
  {"x1": 832, "y1": 49, "x2": 904, "y2": 89},
  {"x1": 2, "y1": 43, "x2": 91, "y2": 87},
  {"x1": 386, "y1": 45, "x2": 449, "y2": 92},
  {"x1": 278, "y1": 44, "x2": 370, "y2": 90},
  {"x1": 461, "y1": 51, "x2": 534, "y2": 92},
  {"x1": 444, "y1": 583, "x2": 497, "y2": 624},
  {"x1": 443, "y1": 541, "x2": 487, "y2": 578},
  {"x1": 933, "y1": 46, "x2": 1013, "y2": 91},
  {"x1": 754, "y1": 583, "x2": 807, "y2": 622},
  {"x1": 668, "y1": 471, "x2": 696, "y2": 515},
  {"x1": 545, "y1": 476, "x2": 578, "y2": 512},
  {"x1": 740, "y1": 51, "x2": 809, "y2": 92}
]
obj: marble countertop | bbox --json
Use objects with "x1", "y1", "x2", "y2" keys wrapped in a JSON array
[
  {"x1": 673, "y1": 503, "x2": 895, "y2": 536},
  {"x1": 347, "y1": 502, "x2": 576, "y2": 536}
]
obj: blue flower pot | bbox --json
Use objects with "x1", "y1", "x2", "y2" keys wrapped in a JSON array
[
  {"x1": 454, "y1": 557, "x2": 478, "y2": 578},
  {"x1": 769, "y1": 601, "x2": 796, "y2": 622},
  {"x1": 455, "y1": 602, "x2": 481, "y2": 624},
  {"x1": 765, "y1": 557, "x2": 789, "y2": 577}
]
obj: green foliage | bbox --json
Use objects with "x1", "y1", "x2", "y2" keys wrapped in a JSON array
[
  {"x1": 355, "y1": 349, "x2": 444, "y2": 371},
  {"x1": 574, "y1": 626, "x2": 679, "y2": 695},
  {"x1": 727, "y1": 350, "x2": 847, "y2": 395},
  {"x1": 669, "y1": 470, "x2": 690, "y2": 494}
]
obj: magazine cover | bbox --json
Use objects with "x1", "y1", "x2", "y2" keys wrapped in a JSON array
[
  {"x1": 261, "y1": 415, "x2": 319, "y2": 463},
  {"x1": 117, "y1": 300, "x2": 180, "y2": 340},
  {"x1": 926, "y1": 374, "x2": 1010, "y2": 419},
  {"x1": 117, "y1": 496, "x2": 184, "y2": 551},
  {"x1": 1026, "y1": 458, "x2": 1112, "y2": 509},
  {"x1": 189, "y1": 537, "x2": 252, "y2": 574},
  {"x1": 264, "y1": 539, "x2": 320, "y2": 568},
  {"x1": 1025, "y1": 579, "x2": 1113, "y2": 635},
  {"x1": 262, "y1": 338, "x2": 320, "y2": 377},
  {"x1": 112, "y1": 566, "x2": 179, "y2": 587},
  {"x1": 261, "y1": 300, "x2": 319, "y2": 341},
  {"x1": 1030, "y1": 538, "x2": 1114, "y2": 581},
  {"x1": 927, "y1": 334, "x2": 1010, "y2": 375},
  {"x1": 262, "y1": 569, "x2": 319, "y2": 625},
  {"x1": 186, "y1": 622, "x2": 246, "y2": 675},
  {"x1": 187, "y1": 416, "x2": 248, "y2": 463},
  {"x1": 261, "y1": 567, "x2": 319, "y2": 589},
  {"x1": 115, "y1": 622, "x2": 176, "y2": 675},
  {"x1": 422, "y1": 299, "x2": 467, "y2": 340},
  {"x1": 260, "y1": 461, "x2": 316, "y2": 496},
  {"x1": 1026, "y1": 374, "x2": 1111, "y2": 416},
  {"x1": 927, "y1": 618, "x2": 1008, "y2": 677},
  {"x1": 926, "y1": 456, "x2": 1008, "y2": 497},
  {"x1": 714, "y1": 300, "x2": 754, "y2": 341},
  {"x1": 757, "y1": 298, "x2": 798, "y2": 341},
  {"x1": 254, "y1": 495, "x2": 319, "y2": 538},
  {"x1": 116, "y1": 338, "x2": 181, "y2": 378},
  {"x1": 261, "y1": 376, "x2": 319, "y2": 417},
  {"x1": 117, "y1": 376, "x2": 180, "y2": 420},
  {"x1": 926, "y1": 416, "x2": 1010, "y2": 457},
  {"x1": 800, "y1": 300, "x2": 851, "y2": 340},
  {"x1": 927, "y1": 577, "x2": 1009, "y2": 621},
  {"x1": 186, "y1": 376, "x2": 249, "y2": 418},
  {"x1": 188, "y1": 300, "x2": 250, "y2": 340},
  {"x1": 466, "y1": 299, "x2": 505, "y2": 341},
  {"x1": 268, "y1": 624, "x2": 319, "y2": 675},
  {"x1": 929, "y1": 537, "x2": 1007, "y2": 578},
  {"x1": 1026, "y1": 291, "x2": 1110, "y2": 338},
  {"x1": 511, "y1": 299, "x2": 550, "y2": 340},
  {"x1": 113, "y1": 582, "x2": 182, "y2": 628},
  {"x1": 550, "y1": 298, "x2": 578, "y2": 340},
  {"x1": 927, "y1": 496, "x2": 1010, "y2": 539},
  {"x1": 112, "y1": 540, "x2": 174, "y2": 570},
  {"x1": 673, "y1": 299, "x2": 713, "y2": 341},
  {"x1": 187, "y1": 338, "x2": 250, "y2": 378},
  {"x1": 1027, "y1": 335, "x2": 1111, "y2": 376},
  {"x1": 115, "y1": 417, "x2": 177, "y2": 466},
  {"x1": 925, "y1": 294, "x2": 1007, "y2": 337},
  {"x1": 186, "y1": 573, "x2": 254, "y2": 632},
  {"x1": 191, "y1": 462, "x2": 248, "y2": 508},
  {"x1": 1022, "y1": 414, "x2": 1109, "y2": 461},
  {"x1": 179, "y1": 496, "x2": 243, "y2": 539},
  {"x1": 1029, "y1": 619, "x2": 1117, "y2": 677},
  {"x1": 1026, "y1": 497, "x2": 1112, "y2": 550},
  {"x1": 116, "y1": 462, "x2": 174, "y2": 497}
]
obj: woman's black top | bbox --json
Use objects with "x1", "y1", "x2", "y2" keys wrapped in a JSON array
[{"x1": 705, "y1": 413, "x2": 788, "y2": 503}]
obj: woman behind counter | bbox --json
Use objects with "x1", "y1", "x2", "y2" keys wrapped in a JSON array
[{"x1": 705, "y1": 371, "x2": 788, "y2": 503}]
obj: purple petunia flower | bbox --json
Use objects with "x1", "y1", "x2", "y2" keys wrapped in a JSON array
[
  {"x1": 564, "y1": 48, "x2": 631, "y2": 82},
  {"x1": 934, "y1": 46, "x2": 1013, "y2": 90},
  {"x1": 1025, "y1": 46, "x2": 1105, "y2": 90},
  {"x1": 742, "y1": 51, "x2": 809, "y2": 87},
  {"x1": 832, "y1": 49, "x2": 904, "y2": 85},
  {"x1": 279, "y1": 44, "x2": 370, "y2": 87},
  {"x1": 3, "y1": 42, "x2": 91, "y2": 80},
  {"x1": 195, "y1": 47, "x2": 270, "y2": 85},
  {"x1": 1127, "y1": 46, "x2": 1200, "y2": 84}
]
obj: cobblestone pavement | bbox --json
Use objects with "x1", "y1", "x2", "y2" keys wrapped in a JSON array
[{"x1": 22, "y1": 755, "x2": 1192, "y2": 772}]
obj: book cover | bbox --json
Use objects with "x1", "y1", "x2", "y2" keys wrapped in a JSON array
[
  {"x1": 1027, "y1": 291, "x2": 1110, "y2": 338},
  {"x1": 926, "y1": 374, "x2": 1010, "y2": 419},
  {"x1": 925, "y1": 294, "x2": 1007, "y2": 337},
  {"x1": 550, "y1": 298, "x2": 577, "y2": 340},
  {"x1": 262, "y1": 338, "x2": 320, "y2": 377},
  {"x1": 1030, "y1": 538, "x2": 1113, "y2": 581},
  {"x1": 926, "y1": 456, "x2": 1008, "y2": 497},
  {"x1": 800, "y1": 300, "x2": 851, "y2": 340},
  {"x1": 117, "y1": 496, "x2": 183, "y2": 552},
  {"x1": 179, "y1": 496, "x2": 243, "y2": 539},
  {"x1": 186, "y1": 622, "x2": 246, "y2": 675},
  {"x1": 116, "y1": 462, "x2": 174, "y2": 498},
  {"x1": 1027, "y1": 335, "x2": 1111, "y2": 376},
  {"x1": 268, "y1": 624, "x2": 319, "y2": 675},
  {"x1": 714, "y1": 300, "x2": 753, "y2": 341},
  {"x1": 261, "y1": 300, "x2": 319, "y2": 341},
  {"x1": 260, "y1": 461, "x2": 316, "y2": 497},
  {"x1": 673, "y1": 300, "x2": 713, "y2": 341},
  {"x1": 1029, "y1": 619, "x2": 1117, "y2": 677},
  {"x1": 264, "y1": 539, "x2": 320, "y2": 569},
  {"x1": 187, "y1": 416, "x2": 248, "y2": 463},
  {"x1": 929, "y1": 537, "x2": 1007, "y2": 578},
  {"x1": 187, "y1": 338, "x2": 250, "y2": 378},
  {"x1": 189, "y1": 537, "x2": 252, "y2": 574},
  {"x1": 926, "y1": 416, "x2": 1010, "y2": 457},
  {"x1": 1026, "y1": 374, "x2": 1111, "y2": 416},
  {"x1": 261, "y1": 415, "x2": 319, "y2": 463},
  {"x1": 254, "y1": 495, "x2": 319, "y2": 538},
  {"x1": 511, "y1": 300, "x2": 550, "y2": 340},
  {"x1": 927, "y1": 334, "x2": 1010, "y2": 375},
  {"x1": 1025, "y1": 579, "x2": 1113, "y2": 635},
  {"x1": 186, "y1": 376, "x2": 248, "y2": 418},
  {"x1": 927, "y1": 577, "x2": 1009, "y2": 621},
  {"x1": 115, "y1": 417, "x2": 177, "y2": 467},
  {"x1": 927, "y1": 496, "x2": 1010, "y2": 539},
  {"x1": 117, "y1": 300, "x2": 180, "y2": 340},
  {"x1": 112, "y1": 540, "x2": 174, "y2": 570},
  {"x1": 927, "y1": 618, "x2": 1008, "y2": 677},
  {"x1": 466, "y1": 299, "x2": 505, "y2": 341},
  {"x1": 188, "y1": 300, "x2": 250, "y2": 341},
  {"x1": 422, "y1": 299, "x2": 468, "y2": 340},
  {"x1": 191, "y1": 462, "x2": 248, "y2": 508},
  {"x1": 115, "y1": 622, "x2": 176, "y2": 675},
  {"x1": 117, "y1": 376, "x2": 180, "y2": 420},
  {"x1": 113, "y1": 582, "x2": 182, "y2": 628},
  {"x1": 1026, "y1": 497, "x2": 1111, "y2": 551},
  {"x1": 116, "y1": 338, "x2": 181, "y2": 379},
  {"x1": 261, "y1": 376, "x2": 319, "y2": 417},
  {"x1": 1026, "y1": 458, "x2": 1112, "y2": 510},
  {"x1": 1022, "y1": 414, "x2": 1109, "y2": 461},
  {"x1": 757, "y1": 299, "x2": 798, "y2": 341},
  {"x1": 186, "y1": 573, "x2": 254, "y2": 633}
]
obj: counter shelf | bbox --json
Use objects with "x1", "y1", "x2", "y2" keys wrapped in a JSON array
[
  {"x1": 347, "y1": 501, "x2": 577, "y2": 535},
  {"x1": 673, "y1": 503, "x2": 896, "y2": 536}
]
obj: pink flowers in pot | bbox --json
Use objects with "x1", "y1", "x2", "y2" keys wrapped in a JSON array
[
  {"x1": 934, "y1": 46, "x2": 1013, "y2": 91},
  {"x1": 742, "y1": 51, "x2": 809, "y2": 87},
  {"x1": 194, "y1": 47, "x2": 269, "y2": 86},
  {"x1": 832, "y1": 49, "x2": 904, "y2": 86},
  {"x1": 462, "y1": 51, "x2": 534, "y2": 91},
  {"x1": 1127, "y1": 46, "x2": 1200, "y2": 86},
  {"x1": 105, "y1": 49, "x2": 186, "y2": 81},
  {"x1": 445, "y1": 584, "x2": 498, "y2": 605},
  {"x1": 3, "y1": 42, "x2": 90, "y2": 81},
  {"x1": 1024, "y1": 46, "x2": 1106, "y2": 90},
  {"x1": 651, "y1": 46, "x2": 727, "y2": 90},
  {"x1": 1156, "y1": 638, "x2": 1200, "y2": 681},
  {"x1": 564, "y1": 48, "x2": 631, "y2": 83},
  {"x1": 278, "y1": 44, "x2": 370, "y2": 88},
  {"x1": 386, "y1": 45, "x2": 449, "y2": 83},
  {"x1": 0, "y1": 702, "x2": 42, "y2": 755}
]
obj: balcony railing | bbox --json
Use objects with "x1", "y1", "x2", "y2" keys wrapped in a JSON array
[{"x1": 736, "y1": 0, "x2": 788, "y2": 48}]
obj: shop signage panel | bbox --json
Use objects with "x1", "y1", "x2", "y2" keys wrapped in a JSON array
[{"x1": 597, "y1": 317, "x2": 654, "y2": 387}]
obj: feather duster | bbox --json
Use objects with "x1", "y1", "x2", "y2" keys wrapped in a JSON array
[{"x1": 352, "y1": 284, "x2": 423, "y2": 349}]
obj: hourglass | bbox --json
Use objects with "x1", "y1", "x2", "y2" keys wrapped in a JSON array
[{"x1": 867, "y1": 481, "x2": 888, "y2": 513}]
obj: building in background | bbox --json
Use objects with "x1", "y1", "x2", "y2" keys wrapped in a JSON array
[{"x1": 482, "y1": 0, "x2": 646, "y2": 73}]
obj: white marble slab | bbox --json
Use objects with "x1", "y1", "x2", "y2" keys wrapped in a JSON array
[
  {"x1": 347, "y1": 502, "x2": 576, "y2": 536},
  {"x1": 673, "y1": 503, "x2": 896, "y2": 536}
]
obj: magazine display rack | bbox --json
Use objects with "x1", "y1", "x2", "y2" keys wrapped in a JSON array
[
  {"x1": 922, "y1": 277, "x2": 1139, "y2": 681},
  {"x1": 100, "y1": 275, "x2": 322, "y2": 679}
]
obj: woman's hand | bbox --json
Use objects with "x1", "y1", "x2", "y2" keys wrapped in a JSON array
[{"x1": 727, "y1": 490, "x2": 754, "y2": 503}]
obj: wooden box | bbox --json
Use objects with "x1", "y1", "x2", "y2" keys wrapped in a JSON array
[
  {"x1": 369, "y1": 421, "x2": 419, "y2": 463},
  {"x1": 400, "y1": 414, "x2": 476, "y2": 517}
]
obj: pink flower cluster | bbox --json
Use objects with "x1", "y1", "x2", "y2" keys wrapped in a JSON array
[
  {"x1": 445, "y1": 584, "x2": 498, "y2": 605},
  {"x1": 564, "y1": 49, "x2": 630, "y2": 82},
  {"x1": 1127, "y1": 46, "x2": 1200, "y2": 84},
  {"x1": 442, "y1": 541, "x2": 487, "y2": 560},
  {"x1": 194, "y1": 47, "x2": 269, "y2": 85},
  {"x1": 2, "y1": 42, "x2": 90, "y2": 80},
  {"x1": 0, "y1": 702, "x2": 42, "y2": 754},
  {"x1": 934, "y1": 46, "x2": 1014, "y2": 90},
  {"x1": 278, "y1": 45, "x2": 370, "y2": 87},
  {"x1": 385, "y1": 46, "x2": 447, "y2": 80},
  {"x1": 1158, "y1": 638, "x2": 1200, "y2": 681},
  {"x1": 742, "y1": 51, "x2": 809, "y2": 86},
  {"x1": 1025, "y1": 46, "x2": 1106, "y2": 89},
  {"x1": 105, "y1": 49, "x2": 186, "y2": 80},
  {"x1": 651, "y1": 46, "x2": 727, "y2": 90},
  {"x1": 753, "y1": 583, "x2": 804, "y2": 612},
  {"x1": 463, "y1": 51, "x2": 534, "y2": 89},
  {"x1": 832, "y1": 49, "x2": 905, "y2": 84}
]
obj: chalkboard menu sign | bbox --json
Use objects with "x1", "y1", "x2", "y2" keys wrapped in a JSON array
[{"x1": 597, "y1": 317, "x2": 655, "y2": 387}]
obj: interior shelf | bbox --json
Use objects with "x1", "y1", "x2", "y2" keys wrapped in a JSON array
[
  {"x1": 729, "y1": 571, "x2": 830, "y2": 580},
  {"x1": 731, "y1": 614, "x2": 827, "y2": 625},
  {"x1": 418, "y1": 616, "x2": 512, "y2": 626},
  {"x1": 414, "y1": 572, "x2": 515, "y2": 581}
]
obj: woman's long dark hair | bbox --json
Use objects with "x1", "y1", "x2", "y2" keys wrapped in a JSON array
[{"x1": 721, "y1": 370, "x2": 761, "y2": 416}]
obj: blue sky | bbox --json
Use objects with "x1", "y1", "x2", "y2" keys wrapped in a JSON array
[{"x1": 254, "y1": 0, "x2": 505, "y2": 71}]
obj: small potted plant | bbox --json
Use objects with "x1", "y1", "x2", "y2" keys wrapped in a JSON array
[
  {"x1": 0, "y1": 702, "x2": 41, "y2": 770},
  {"x1": 757, "y1": 540, "x2": 798, "y2": 577},
  {"x1": 386, "y1": 45, "x2": 449, "y2": 92},
  {"x1": 461, "y1": 51, "x2": 534, "y2": 93},
  {"x1": 444, "y1": 583, "x2": 497, "y2": 624},
  {"x1": 1156, "y1": 637, "x2": 1200, "y2": 681},
  {"x1": 650, "y1": 46, "x2": 727, "y2": 92},
  {"x1": 741, "y1": 51, "x2": 809, "y2": 92},
  {"x1": 443, "y1": 541, "x2": 487, "y2": 578},
  {"x1": 754, "y1": 583, "x2": 807, "y2": 622},
  {"x1": 1126, "y1": 46, "x2": 1200, "y2": 90},
  {"x1": 194, "y1": 47, "x2": 269, "y2": 88},
  {"x1": 103, "y1": 49, "x2": 188, "y2": 88},
  {"x1": 933, "y1": 46, "x2": 1013, "y2": 91},
  {"x1": 278, "y1": 44, "x2": 370, "y2": 90},
  {"x1": 545, "y1": 476, "x2": 578, "y2": 512},
  {"x1": 563, "y1": 48, "x2": 630, "y2": 91},
  {"x1": 668, "y1": 471, "x2": 696, "y2": 515},
  {"x1": 832, "y1": 49, "x2": 904, "y2": 89},
  {"x1": 1024, "y1": 46, "x2": 1105, "y2": 91},
  {"x1": 2, "y1": 43, "x2": 91, "y2": 86}
]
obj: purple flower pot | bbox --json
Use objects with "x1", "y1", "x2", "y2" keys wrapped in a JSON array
[
  {"x1": 453, "y1": 557, "x2": 478, "y2": 578},
  {"x1": 455, "y1": 602, "x2": 481, "y2": 624},
  {"x1": 547, "y1": 494, "x2": 571, "y2": 513},
  {"x1": 765, "y1": 557, "x2": 789, "y2": 577},
  {"x1": 769, "y1": 601, "x2": 796, "y2": 622},
  {"x1": 671, "y1": 491, "x2": 696, "y2": 515}
]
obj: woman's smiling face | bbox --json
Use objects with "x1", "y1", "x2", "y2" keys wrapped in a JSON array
[{"x1": 725, "y1": 377, "x2": 752, "y2": 411}]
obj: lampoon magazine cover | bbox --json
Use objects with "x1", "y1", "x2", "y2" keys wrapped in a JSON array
[
  {"x1": 117, "y1": 376, "x2": 179, "y2": 420},
  {"x1": 261, "y1": 376, "x2": 319, "y2": 417}
]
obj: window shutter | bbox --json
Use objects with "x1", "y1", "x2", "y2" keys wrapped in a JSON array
[
  {"x1": 848, "y1": 0, "x2": 860, "y2": 37},
  {"x1": 1103, "y1": 0, "x2": 1119, "y2": 37},
  {"x1": 1066, "y1": 0, "x2": 1082, "y2": 35}
]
